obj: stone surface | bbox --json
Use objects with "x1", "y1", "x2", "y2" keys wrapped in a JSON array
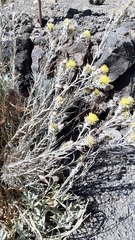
[
  {"x1": 95, "y1": 27, "x2": 135, "y2": 82},
  {"x1": 15, "y1": 38, "x2": 34, "y2": 96},
  {"x1": 46, "y1": 0, "x2": 57, "y2": 3},
  {"x1": 89, "y1": 0, "x2": 105, "y2": 5}
]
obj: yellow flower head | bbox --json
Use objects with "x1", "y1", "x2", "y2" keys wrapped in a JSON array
[
  {"x1": 66, "y1": 60, "x2": 76, "y2": 69},
  {"x1": 47, "y1": 23, "x2": 55, "y2": 31},
  {"x1": 63, "y1": 18, "x2": 71, "y2": 25},
  {"x1": 49, "y1": 122, "x2": 57, "y2": 131},
  {"x1": 93, "y1": 88, "x2": 100, "y2": 96},
  {"x1": 85, "y1": 136, "x2": 95, "y2": 148},
  {"x1": 85, "y1": 112, "x2": 99, "y2": 125},
  {"x1": 68, "y1": 24, "x2": 74, "y2": 33},
  {"x1": 82, "y1": 30, "x2": 91, "y2": 40},
  {"x1": 57, "y1": 95, "x2": 63, "y2": 103},
  {"x1": 131, "y1": 133, "x2": 135, "y2": 141},
  {"x1": 100, "y1": 75, "x2": 110, "y2": 85},
  {"x1": 132, "y1": 121, "x2": 135, "y2": 128},
  {"x1": 83, "y1": 64, "x2": 92, "y2": 73},
  {"x1": 100, "y1": 64, "x2": 109, "y2": 74},
  {"x1": 122, "y1": 111, "x2": 130, "y2": 119},
  {"x1": 120, "y1": 96, "x2": 134, "y2": 108}
]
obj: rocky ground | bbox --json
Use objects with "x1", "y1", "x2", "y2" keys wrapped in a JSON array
[{"x1": 1, "y1": 0, "x2": 135, "y2": 239}]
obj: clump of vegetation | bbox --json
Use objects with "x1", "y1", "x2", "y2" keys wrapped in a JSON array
[{"x1": 0, "y1": 1, "x2": 135, "y2": 239}]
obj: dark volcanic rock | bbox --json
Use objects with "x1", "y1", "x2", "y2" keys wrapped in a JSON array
[
  {"x1": 89, "y1": 0, "x2": 105, "y2": 5},
  {"x1": 65, "y1": 39, "x2": 93, "y2": 66},
  {"x1": 66, "y1": 8, "x2": 79, "y2": 18},
  {"x1": 112, "y1": 64, "x2": 135, "y2": 100},
  {"x1": 95, "y1": 27, "x2": 135, "y2": 82},
  {"x1": 15, "y1": 38, "x2": 33, "y2": 76},
  {"x1": 15, "y1": 38, "x2": 34, "y2": 96},
  {"x1": 1, "y1": 38, "x2": 34, "y2": 97},
  {"x1": 105, "y1": 41, "x2": 135, "y2": 82}
]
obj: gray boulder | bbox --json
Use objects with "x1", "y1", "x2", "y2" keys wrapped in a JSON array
[{"x1": 95, "y1": 26, "x2": 135, "y2": 82}]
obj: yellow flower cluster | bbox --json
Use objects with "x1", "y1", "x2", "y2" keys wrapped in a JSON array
[
  {"x1": 132, "y1": 121, "x2": 135, "y2": 128},
  {"x1": 131, "y1": 133, "x2": 135, "y2": 141},
  {"x1": 85, "y1": 136, "x2": 95, "y2": 148},
  {"x1": 82, "y1": 30, "x2": 91, "y2": 40},
  {"x1": 63, "y1": 18, "x2": 71, "y2": 25},
  {"x1": 83, "y1": 64, "x2": 92, "y2": 73},
  {"x1": 57, "y1": 95, "x2": 63, "y2": 103},
  {"x1": 120, "y1": 96, "x2": 134, "y2": 108},
  {"x1": 47, "y1": 23, "x2": 55, "y2": 31},
  {"x1": 93, "y1": 88, "x2": 100, "y2": 96},
  {"x1": 63, "y1": 18, "x2": 74, "y2": 34},
  {"x1": 85, "y1": 112, "x2": 99, "y2": 125},
  {"x1": 66, "y1": 60, "x2": 76, "y2": 69},
  {"x1": 68, "y1": 24, "x2": 74, "y2": 33},
  {"x1": 100, "y1": 64, "x2": 109, "y2": 74},
  {"x1": 99, "y1": 75, "x2": 110, "y2": 85},
  {"x1": 49, "y1": 122, "x2": 57, "y2": 131},
  {"x1": 122, "y1": 110, "x2": 130, "y2": 119}
]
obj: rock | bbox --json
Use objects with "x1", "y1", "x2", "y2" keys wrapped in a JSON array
[
  {"x1": 21, "y1": 25, "x2": 33, "y2": 34},
  {"x1": 14, "y1": 13, "x2": 34, "y2": 36},
  {"x1": 31, "y1": 46, "x2": 43, "y2": 72},
  {"x1": 66, "y1": 8, "x2": 79, "y2": 18},
  {"x1": 15, "y1": 38, "x2": 34, "y2": 76},
  {"x1": 95, "y1": 28, "x2": 135, "y2": 82},
  {"x1": 82, "y1": 9, "x2": 92, "y2": 16},
  {"x1": 129, "y1": 29, "x2": 135, "y2": 45},
  {"x1": 66, "y1": 39, "x2": 93, "y2": 66},
  {"x1": 46, "y1": 0, "x2": 57, "y2": 3},
  {"x1": 34, "y1": 22, "x2": 41, "y2": 28},
  {"x1": 89, "y1": 0, "x2": 105, "y2": 5},
  {"x1": 15, "y1": 38, "x2": 34, "y2": 96},
  {"x1": 107, "y1": 42, "x2": 135, "y2": 82},
  {"x1": 112, "y1": 64, "x2": 135, "y2": 100}
]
